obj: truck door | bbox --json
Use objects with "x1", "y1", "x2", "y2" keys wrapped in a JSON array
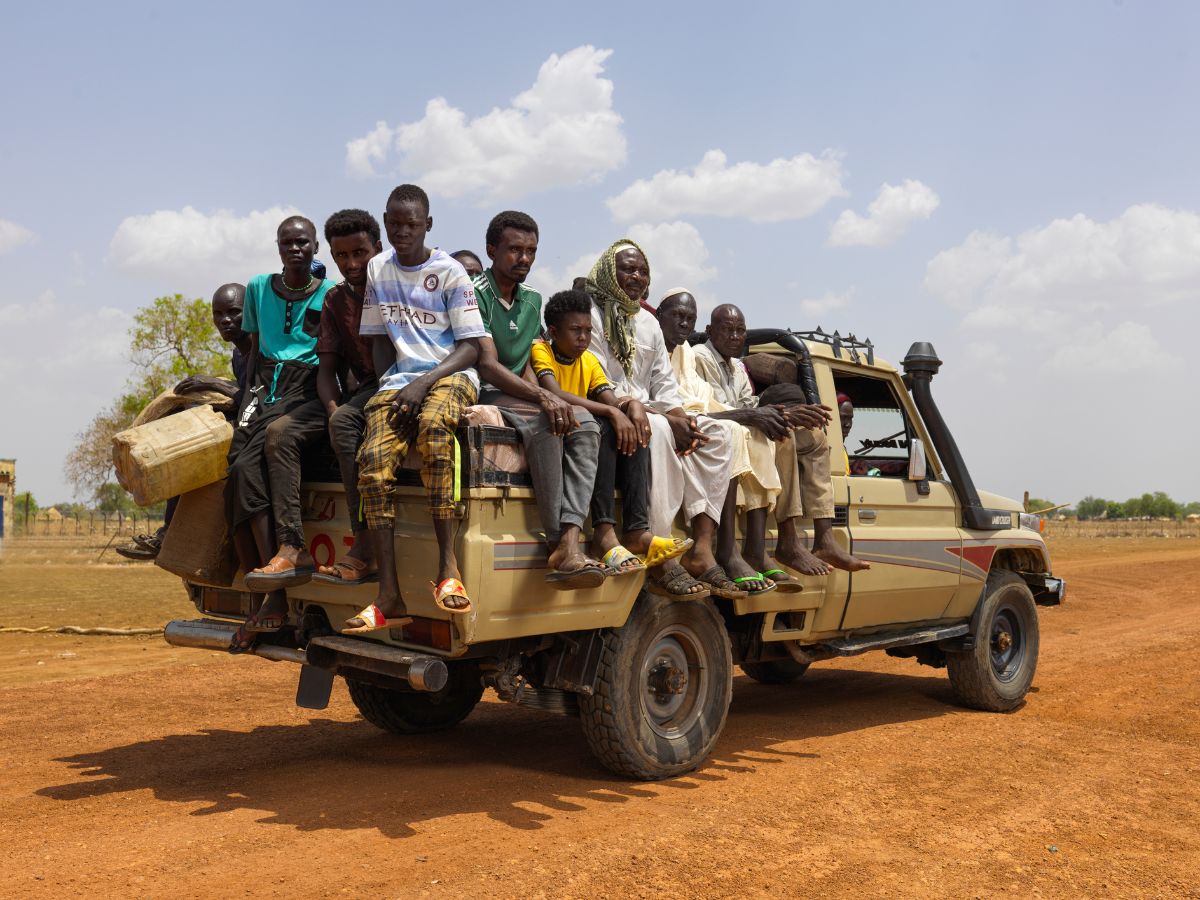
[{"x1": 833, "y1": 371, "x2": 962, "y2": 629}]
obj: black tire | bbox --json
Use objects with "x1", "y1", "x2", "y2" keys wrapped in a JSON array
[
  {"x1": 346, "y1": 663, "x2": 483, "y2": 735},
  {"x1": 947, "y1": 570, "x2": 1039, "y2": 712},
  {"x1": 740, "y1": 657, "x2": 811, "y2": 685},
  {"x1": 579, "y1": 594, "x2": 732, "y2": 780}
]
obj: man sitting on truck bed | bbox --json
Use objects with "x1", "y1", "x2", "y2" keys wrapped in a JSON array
[
  {"x1": 655, "y1": 289, "x2": 821, "y2": 586},
  {"x1": 225, "y1": 217, "x2": 338, "y2": 650},
  {"x1": 472, "y1": 211, "x2": 613, "y2": 587},
  {"x1": 584, "y1": 239, "x2": 759, "y2": 600},
  {"x1": 310, "y1": 209, "x2": 384, "y2": 586},
  {"x1": 343, "y1": 183, "x2": 487, "y2": 633},
  {"x1": 692, "y1": 304, "x2": 867, "y2": 573}
]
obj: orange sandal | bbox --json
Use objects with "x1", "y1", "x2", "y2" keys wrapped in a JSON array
[
  {"x1": 340, "y1": 604, "x2": 412, "y2": 635},
  {"x1": 432, "y1": 578, "x2": 472, "y2": 615}
]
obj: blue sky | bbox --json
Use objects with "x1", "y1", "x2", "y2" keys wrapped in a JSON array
[{"x1": 2, "y1": 1, "x2": 1198, "y2": 506}]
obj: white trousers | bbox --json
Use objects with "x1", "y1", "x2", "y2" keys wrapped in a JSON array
[{"x1": 647, "y1": 413, "x2": 735, "y2": 535}]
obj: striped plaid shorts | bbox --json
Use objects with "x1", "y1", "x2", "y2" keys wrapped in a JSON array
[{"x1": 356, "y1": 373, "x2": 477, "y2": 525}]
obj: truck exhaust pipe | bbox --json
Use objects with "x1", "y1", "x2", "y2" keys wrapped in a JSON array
[
  {"x1": 163, "y1": 620, "x2": 449, "y2": 692},
  {"x1": 164, "y1": 619, "x2": 307, "y2": 663},
  {"x1": 901, "y1": 342, "x2": 1006, "y2": 531}
]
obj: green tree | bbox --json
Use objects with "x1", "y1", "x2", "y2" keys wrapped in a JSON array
[
  {"x1": 1184, "y1": 501, "x2": 1200, "y2": 517},
  {"x1": 94, "y1": 482, "x2": 141, "y2": 515},
  {"x1": 1075, "y1": 496, "x2": 1108, "y2": 520},
  {"x1": 1105, "y1": 500, "x2": 1126, "y2": 520},
  {"x1": 12, "y1": 491, "x2": 38, "y2": 533},
  {"x1": 65, "y1": 293, "x2": 231, "y2": 498}
]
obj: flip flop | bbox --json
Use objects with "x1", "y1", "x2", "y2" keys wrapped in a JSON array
[
  {"x1": 641, "y1": 536, "x2": 694, "y2": 568},
  {"x1": 694, "y1": 565, "x2": 749, "y2": 600},
  {"x1": 733, "y1": 574, "x2": 777, "y2": 597},
  {"x1": 313, "y1": 558, "x2": 379, "y2": 586},
  {"x1": 600, "y1": 545, "x2": 646, "y2": 576},
  {"x1": 545, "y1": 559, "x2": 608, "y2": 589},
  {"x1": 227, "y1": 622, "x2": 256, "y2": 654},
  {"x1": 761, "y1": 568, "x2": 805, "y2": 594},
  {"x1": 244, "y1": 555, "x2": 316, "y2": 590},
  {"x1": 432, "y1": 578, "x2": 473, "y2": 615},
  {"x1": 644, "y1": 563, "x2": 711, "y2": 600},
  {"x1": 246, "y1": 605, "x2": 288, "y2": 633},
  {"x1": 341, "y1": 604, "x2": 412, "y2": 635}
]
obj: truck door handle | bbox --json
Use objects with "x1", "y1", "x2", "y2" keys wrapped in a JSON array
[{"x1": 857, "y1": 509, "x2": 877, "y2": 523}]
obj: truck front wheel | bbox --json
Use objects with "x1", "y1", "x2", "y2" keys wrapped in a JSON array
[
  {"x1": 579, "y1": 594, "x2": 732, "y2": 780},
  {"x1": 346, "y1": 662, "x2": 483, "y2": 735},
  {"x1": 946, "y1": 571, "x2": 1039, "y2": 712}
]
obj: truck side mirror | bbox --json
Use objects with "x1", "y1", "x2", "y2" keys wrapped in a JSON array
[{"x1": 908, "y1": 438, "x2": 927, "y2": 482}]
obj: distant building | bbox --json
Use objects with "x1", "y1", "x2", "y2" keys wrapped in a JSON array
[{"x1": 0, "y1": 459, "x2": 14, "y2": 541}]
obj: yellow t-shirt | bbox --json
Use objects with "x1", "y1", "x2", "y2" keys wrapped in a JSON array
[{"x1": 531, "y1": 341, "x2": 610, "y2": 400}]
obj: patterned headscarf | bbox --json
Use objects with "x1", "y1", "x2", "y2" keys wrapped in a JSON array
[{"x1": 585, "y1": 239, "x2": 649, "y2": 377}]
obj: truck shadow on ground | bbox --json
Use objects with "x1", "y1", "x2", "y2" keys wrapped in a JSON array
[{"x1": 37, "y1": 665, "x2": 962, "y2": 838}]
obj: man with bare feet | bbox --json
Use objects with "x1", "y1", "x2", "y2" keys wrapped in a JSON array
[
  {"x1": 312, "y1": 209, "x2": 384, "y2": 587},
  {"x1": 225, "y1": 217, "x2": 337, "y2": 651},
  {"x1": 692, "y1": 304, "x2": 868, "y2": 575},
  {"x1": 343, "y1": 184, "x2": 487, "y2": 633}
]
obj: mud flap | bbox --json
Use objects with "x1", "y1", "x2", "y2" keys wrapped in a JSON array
[{"x1": 295, "y1": 664, "x2": 334, "y2": 710}]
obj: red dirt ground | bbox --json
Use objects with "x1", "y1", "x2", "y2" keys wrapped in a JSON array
[{"x1": 1, "y1": 538, "x2": 1198, "y2": 898}]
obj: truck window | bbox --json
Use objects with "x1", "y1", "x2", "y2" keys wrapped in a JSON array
[{"x1": 832, "y1": 372, "x2": 913, "y2": 478}]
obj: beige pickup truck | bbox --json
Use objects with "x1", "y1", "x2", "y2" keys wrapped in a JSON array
[{"x1": 161, "y1": 331, "x2": 1063, "y2": 780}]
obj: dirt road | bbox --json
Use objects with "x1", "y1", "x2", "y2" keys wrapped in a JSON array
[{"x1": 2, "y1": 538, "x2": 1198, "y2": 898}]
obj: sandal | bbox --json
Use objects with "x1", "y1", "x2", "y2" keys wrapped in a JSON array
[
  {"x1": 545, "y1": 559, "x2": 608, "y2": 589},
  {"x1": 694, "y1": 565, "x2": 749, "y2": 600},
  {"x1": 601, "y1": 545, "x2": 646, "y2": 576},
  {"x1": 227, "y1": 622, "x2": 256, "y2": 654},
  {"x1": 244, "y1": 555, "x2": 315, "y2": 591},
  {"x1": 247, "y1": 604, "x2": 288, "y2": 633},
  {"x1": 761, "y1": 568, "x2": 805, "y2": 594},
  {"x1": 641, "y1": 536, "x2": 694, "y2": 568},
  {"x1": 341, "y1": 604, "x2": 412, "y2": 635},
  {"x1": 432, "y1": 578, "x2": 473, "y2": 615},
  {"x1": 313, "y1": 557, "x2": 379, "y2": 586},
  {"x1": 115, "y1": 544, "x2": 158, "y2": 561},
  {"x1": 733, "y1": 574, "x2": 777, "y2": 597},
  {"x1": 644, "y1": 563, "x2": 711, "y2": 600}
]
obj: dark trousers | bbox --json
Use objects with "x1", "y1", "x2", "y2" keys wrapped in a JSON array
[
  {"x1": 590, "y1": 418, "x2": 650, "y2": 535},
  {"x1": 225, "y1": 360, "x2": 323, "y2": 550},
  {"x1": 328, "y1": 382, "x2": 376, "y2": 533}
]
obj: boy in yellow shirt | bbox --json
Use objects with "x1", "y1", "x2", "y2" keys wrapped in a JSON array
[{"x1": 532, "y1": 289, "x2": 690, "y2": 580}]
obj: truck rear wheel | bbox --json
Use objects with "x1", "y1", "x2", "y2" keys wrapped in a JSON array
[
  {"x1": 346, "y1": 663, "x2": 483, "y2": 735},
  {"x1": 579, "y1": 594, "x2": 732, "y2": 780},
  {"x1": 740, "y1": 658, "x2": 810, "y2": 684},
  {"x1": 946, "y1": 571, "x2": 1039, "y2": 712}
]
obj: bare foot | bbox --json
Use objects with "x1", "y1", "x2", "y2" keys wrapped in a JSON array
[
  {"x1": 774, "y1": 546, "x2": 833, "y2": 577},
  {"x1": 813, "y1": 534, "x2": 870, "y2": 572},
  {"x1": 712, "y1": 550, "x2": 772, "y2": 593},
  {"x1": 547, "y1": 542, "x2": 591, "y2": 573}
]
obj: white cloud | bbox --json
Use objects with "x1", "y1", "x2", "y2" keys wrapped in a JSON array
[
  {"x1": 829, "y1": 179, "x2": 939, "y2": 247},
  {"x1": 1042, "y1": 321, "x2": 1181, "y2": 376},
  {"x1": 526, "y1": 221, "x2": 717, "y2": 313},
  {"x1": 0, "y1": 291, "x2": 132, "y2": 501},
  {"x1": 796, "y1": 289, "x2": 852, "y2": 320},
  {"x1": 108, "y1": 205, "x2": 301, "y2": 290},
  {"x1": 345, "y1": 45, "x2": 626, "y2": 203},
  {"x1": 0, "y1": 218, "x2": 35, "y2": 254},
  {"x1": 925, "y1": 204, "x2": 1200, "y2": 311},
  {"x1": 607, "y1": 149, "x2": 846, "y2": 224}
]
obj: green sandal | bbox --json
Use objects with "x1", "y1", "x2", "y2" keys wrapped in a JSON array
[
  {"x1": 733, "y1": 574, "x2": 777, "y2": 596},
  {"x1": 760, "y1": 568, "x2": 805, "y2": 594}
]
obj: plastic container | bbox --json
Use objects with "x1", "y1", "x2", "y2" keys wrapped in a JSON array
[
  {"x1": 156, "y1": 480, "x2": 238, "y2": 586},
  {"x1": 112, "y1": 405, "x2": 233, "y2": 506}
]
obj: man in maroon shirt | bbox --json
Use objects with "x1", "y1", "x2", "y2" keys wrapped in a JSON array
[{"x1": 313, "y1": 208, "x2": 384, "y2": 584}]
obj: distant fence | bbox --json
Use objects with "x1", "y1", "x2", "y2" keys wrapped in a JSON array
[
  {"x1": 1046, "y1": 519, "x2": 1200, "y2": 540},
  {"x1": 13, "y1": 512, "x2": 167, "y2": 538}
]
